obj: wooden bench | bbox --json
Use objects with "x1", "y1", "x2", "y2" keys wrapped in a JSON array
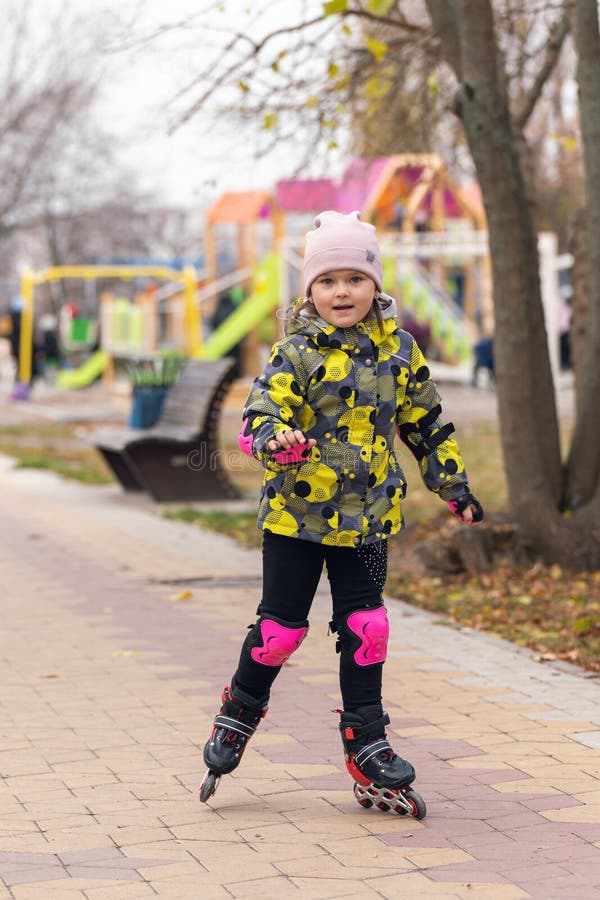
[{"x1": 93, "y1": 357, "x2": 240, "y2": 502}]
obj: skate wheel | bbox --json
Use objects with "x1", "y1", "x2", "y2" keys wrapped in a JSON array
[
  {"x1": 401, "y1": 788, "x2": 427, "y2": 820},
  {"x1": 199, "y1": 770, "x2": 220, "y2": 803},
  {"x1": 353, "y1": 781, "x2": 426, "y2": 819},
  {"x1": 376, "y1": 789, "x2": 395, "y2": 812},
  {"x1": 353, "y1": 782, "x2": 375, "y2": 808}
]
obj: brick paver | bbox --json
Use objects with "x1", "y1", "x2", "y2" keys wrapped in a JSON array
[{"x1": 2, "y1": 393, "x2": 600, "y2": 898}]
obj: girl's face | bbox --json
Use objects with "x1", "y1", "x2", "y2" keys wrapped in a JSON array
[{"x1": 309, "y1": 269, "x2": 376, "y2": 328}]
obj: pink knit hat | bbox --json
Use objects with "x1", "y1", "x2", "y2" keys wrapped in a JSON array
[{"x1": 303, "y1": 210, "x2": 383, "y2": 295}]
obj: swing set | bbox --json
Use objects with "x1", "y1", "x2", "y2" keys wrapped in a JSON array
[{"x1": 17, "y1": 264, "x2": 202, "y2": 384}]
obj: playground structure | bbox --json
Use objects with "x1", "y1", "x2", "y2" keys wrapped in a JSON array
[
  {"x1": 14, "y1": 153, "x2": 565, "y2": 390},
  {"x1": 204, "y1": 154, "x2": 562, "y2": 373},
  {"x1": 196, "y1": 154, "x2": 493, "y2": 371},
  {"x1": 17, "y1": 264, "x2": 202, "y2": 387},
  {"x1": 203, "y1": 190, "x2": 286, "y2": 374},
  {"x1": 274, "y1": 153, "x2": 491, "y2": 361}
]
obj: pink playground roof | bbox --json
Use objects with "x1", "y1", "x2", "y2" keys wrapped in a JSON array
[
  {"x1": 276, "y1": 158, "x2": 390, "y2": 214},
  {"x1": 276, "y1": 155, "x2": 485, "y2": 225},
  {"x1": 275, "y1": 179, "x2": 338, "y2": 212},
  {"x1": 335, "y1": 157, "x2": 390, "y2": 212}
]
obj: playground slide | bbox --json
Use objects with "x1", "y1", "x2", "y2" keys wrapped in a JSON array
[
  {"x1": 383, "y1": 258, "x2": 472, "y2": 363},
  {"x1": 201, "y1": 255, "x2": 281, "y2": 360},
  {"x1": 56, "y1": 349, "x2": 110, "y2": 389}
]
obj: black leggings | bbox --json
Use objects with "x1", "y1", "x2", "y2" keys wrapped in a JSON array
[{"x1": 233, "y1": 532, "x2": 388, "y2": 711}]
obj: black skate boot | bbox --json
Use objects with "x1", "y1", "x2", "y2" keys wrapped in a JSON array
[
  {"x1": 339, "y1": 705, "x2": 426, "y2": 818},
  {"x1": 199, "y1": 683, "x2": 268, "y2": 803}
]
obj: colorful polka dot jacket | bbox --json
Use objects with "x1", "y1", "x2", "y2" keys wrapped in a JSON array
[{"x1": 238, "y1": 301, "x2": 469, "y2": 547}]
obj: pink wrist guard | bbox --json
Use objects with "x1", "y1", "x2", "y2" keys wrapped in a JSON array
[
  {"x1": 271, "y1": 443, "x2": 313, "y2": 465},
  {"x1": 447, "y1": 490, "x2": 484, "y2": 523}
]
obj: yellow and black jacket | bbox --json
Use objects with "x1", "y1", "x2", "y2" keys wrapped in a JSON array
[{"x1": 239, "y1": 300, "x2": 469, "y2": 547}]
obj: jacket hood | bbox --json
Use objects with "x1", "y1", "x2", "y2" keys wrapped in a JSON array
[{"x1": 286, "y1": 292, "x2": 399, "y2": 349}]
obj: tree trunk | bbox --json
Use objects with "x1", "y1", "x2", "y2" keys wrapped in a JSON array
[
  {"x1": 452, "y1": 1, "x2": 564, "y2": 545},
  {"x1": 424, "y1": 1, "x2": 600, "y2": 566},
  {"x1": 566, "y1": 0, "x2": 600, "y2": 508},
  {"x1": 568, "y1": 207, "x2": 589, "y2": 400}
]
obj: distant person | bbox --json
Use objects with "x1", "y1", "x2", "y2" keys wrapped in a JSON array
[
  {"x1": 472, "y1": 335, "x2": 494, "y2": 388},
  {"x1": 40, "y1": 314, "x2": 61, "y2": 372},
  {"x1": 401, "y1": 312, "x2": 431, "y2": 357},
  {"x1": 210, "y1": 288, "x2": 244, "y2": 377},
  {"x1": 199, "y1": 210, "x2": 483, "y2": 817},
  {"x1": 8, "y1": 295, "x2": 41, "y2": 400},
  {"x1": 558, "y1": 297, "x2": 572, "y2": 371},
  {"x1": 389, "y1": 201, "x2": 405, "y2": 230}
]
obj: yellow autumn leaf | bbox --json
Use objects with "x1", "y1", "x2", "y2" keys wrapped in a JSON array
[
  {"x1": 170, "y1": 590, "x2": 193, "y2": 601},
  {"x1": 364, "y1": 76, "x2": 392, "y2": 100},
  {"x1": 365, "y1": 36, "x2": 388, "y2": 61},
  {"x1": 333, "y1": 74, "x2": 351, "y2": 92},
  {"x1": 323, "y1": 0, "x2": 348, "y2": 14},
  {"x1": 367, "y1": 0, "x2": 395, "y2": 13},
  {"x1": 262, "y1": 113, "x2": 278, "y2": 130},
  {"x1": 427, "y1": 72, "x2": 440, "y2": 96},
  {"x1": 550, "y1": 133, "x2": 578, "y2": 151}
]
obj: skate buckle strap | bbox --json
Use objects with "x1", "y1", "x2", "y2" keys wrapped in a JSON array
[
  {"x1": 354, "y1": 738, "x2": 392, "y2": 768},
  {"x1": 213, "y1": 715, "x2": 256, "y2": 738},
  {"x1": 345, "y1": 711, "x2": 390, "y2": 742}
]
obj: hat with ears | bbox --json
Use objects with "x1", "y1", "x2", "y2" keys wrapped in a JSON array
[{"x1": 303, "y1": 210, "x2": 383, "y2": 296}]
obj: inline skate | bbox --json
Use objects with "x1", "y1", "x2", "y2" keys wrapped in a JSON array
[
  {"x1": 199, "y1": 683, "x2": 268, "y2": 803},
  {"x1": 339, "y1": 705, "x2": 426, "y2": 818}
]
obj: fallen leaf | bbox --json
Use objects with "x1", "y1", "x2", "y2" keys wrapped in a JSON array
[
  {"x1": 170, "y1": 590, "x2": 193, "y2": 601},
  {"x1": 38, "y1": 674, "x2": 60, "y2": 679}
]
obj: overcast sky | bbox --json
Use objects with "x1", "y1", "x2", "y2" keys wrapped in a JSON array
[{"x1": 85, "y1": 0, "x2": 319, "y2": 209}]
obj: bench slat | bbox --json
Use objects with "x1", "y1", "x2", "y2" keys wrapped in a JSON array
[{"x1": 93, "y1": 357, "x2": 240, "y2": 501}]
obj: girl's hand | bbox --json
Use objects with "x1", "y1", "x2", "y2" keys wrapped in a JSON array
[
  {"x1": 447, "y1": 490, "x2": 484, "y2": 525},
  {"x1": 268, "y1": 430, "x2": 317, "y2": 452},
  {"x1": 461, "y1": 504, "x2": 478, "y2": 525}
]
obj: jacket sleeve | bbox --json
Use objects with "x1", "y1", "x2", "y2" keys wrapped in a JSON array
[
  {"x1": 239, "y1": 342, "x2": 307, "y2": 470},
  {"x1": 396, "y1": 337, "x2": 469, "y2": 500}
]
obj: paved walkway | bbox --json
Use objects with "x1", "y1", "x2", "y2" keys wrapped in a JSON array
[{"x1": 2, "y1": 416, "x2": 600, "y2": 897}]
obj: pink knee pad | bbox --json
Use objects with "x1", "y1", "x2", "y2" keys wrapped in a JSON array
[
  {"x1": 346, "y1": 606, "x2": 389, "y2": 666},
  {"x1": 250, "y1": 618, "x2": 308, "y2": 667}
]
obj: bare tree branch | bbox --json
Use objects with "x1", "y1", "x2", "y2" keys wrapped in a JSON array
[
  {"x1": 424, "y1": 0, "x2": 462, "y2": 79},
  {"x1": 514, "y1": 11, "x2": 570, "y2": 129},
  {"x1": 169, "y1": 14, "x2": 336, "y2": 128},
  {"x1": 169, "y1": 6, "x2": 428, "y2": 132}
]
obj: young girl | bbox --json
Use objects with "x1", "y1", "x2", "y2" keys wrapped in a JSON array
[{"x1": 200, "y1": 210, "x2": 483, "y2": 815}]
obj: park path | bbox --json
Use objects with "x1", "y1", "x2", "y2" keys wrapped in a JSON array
[{"x1": 2, "y1": 373, "x2": 600, "y2": 898}]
